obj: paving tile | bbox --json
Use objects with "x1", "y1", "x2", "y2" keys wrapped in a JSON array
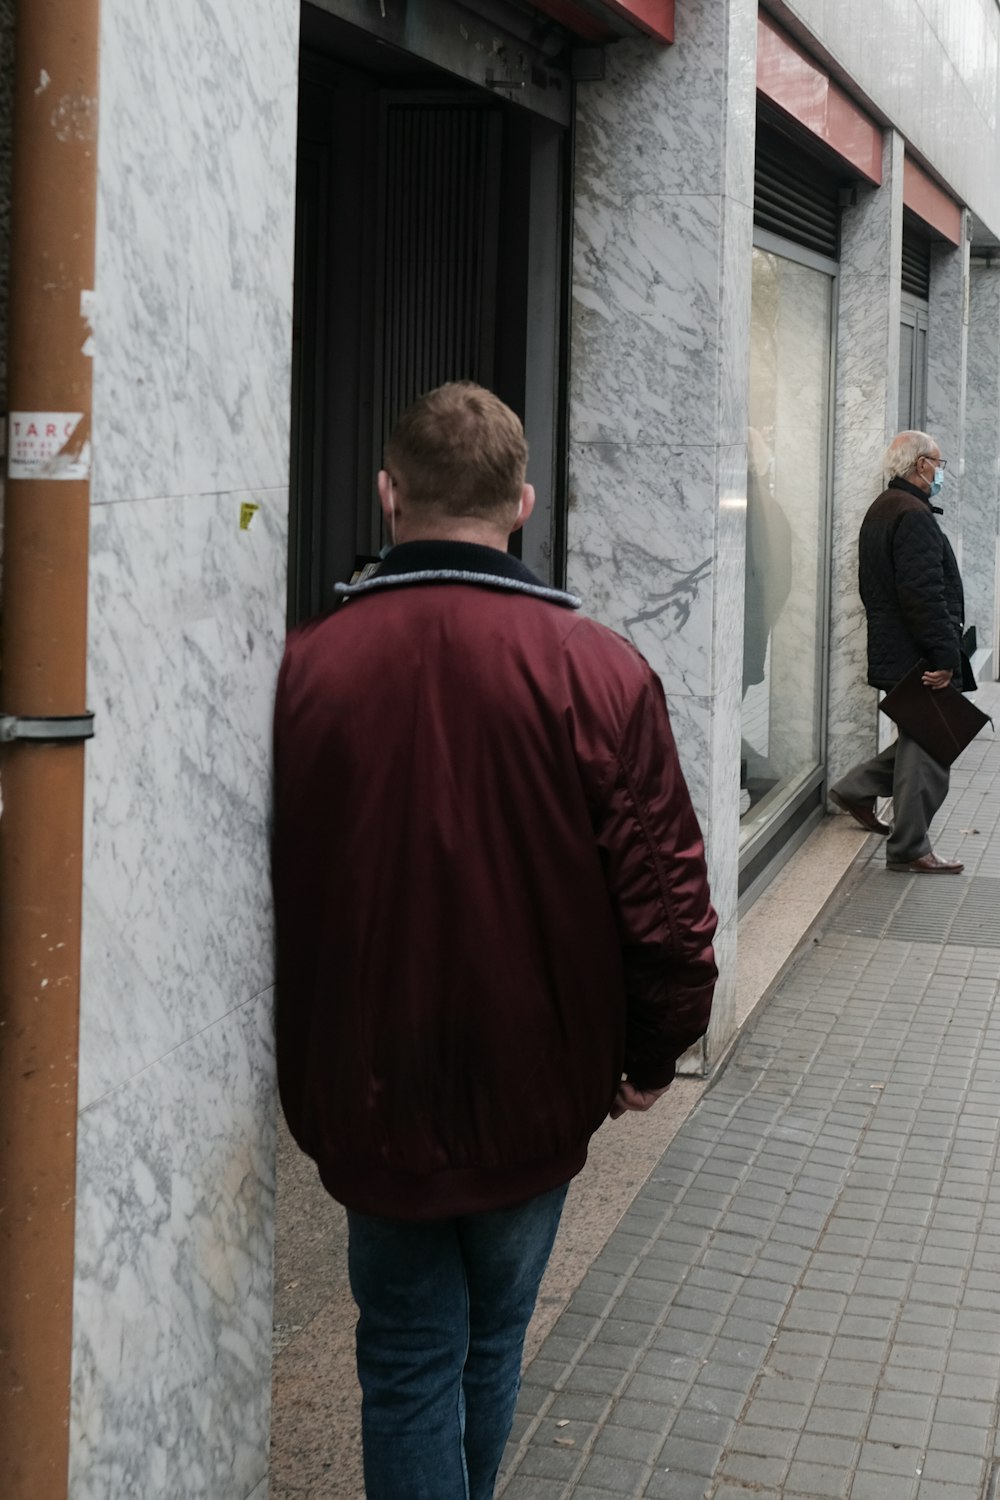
[
  {"x1": 576, "y1": 1453, "x2": 646, "y2": 1493},
  {"x1": 848, "y1": 1469, "x2": 919, "y2": 1500},
  {"x1": 918, "y1": 1450, "x2": 987, "y2": 1486},
  {"x1": 502, "y1": 1478, "x2": 569, "y2": 1499},
  {"x1": 516, "y1": 1442, "x2": 585, "y2": 1483},
  {"x1": 856, "y1": 1441, "x2": 926, "y2": 1477},
  {"x1": 718, "y1": 1448, "x2": 789, "y2": 1487},
  {"x1": 802, "y1": 1404, "x2": 869, "y2": 1440},
  {"x1": 590, "y1": 1422, "x2": 662, "y2": 1464},
  {"x1": 654, "y1": 1433, "x2": 723, "y2": 1478},
  {"x1": 643, "y1": 1470, "x2": 717, "y2": 1500},
  {"x1": 726, "y1": 1423, "x2": 799, "y2": 1460},
  {"x1": 606, "y1": 1399, "x2": 675, "y2": 1435},
  {"x1": 866, "y1": 1415, "x2": 931, "y2": 1448},
  {"x1": 785, "y1": 1459, "x2": 854, "y2": 1498},
  {"x1": 925, "y1": 1421, "x2": 990, "y2": 1457}
]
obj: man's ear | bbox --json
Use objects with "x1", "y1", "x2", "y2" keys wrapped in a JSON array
[
  {"x1": 377, "y1": 469, "x2": 395, "y2": 525},
  {"x1": 510, "y1": 483, "x2": 536, "y2": 534}
]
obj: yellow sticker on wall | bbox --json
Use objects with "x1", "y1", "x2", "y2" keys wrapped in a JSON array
[{"x1": 239, "y1": 502, "x2": 259, "y2": 531}]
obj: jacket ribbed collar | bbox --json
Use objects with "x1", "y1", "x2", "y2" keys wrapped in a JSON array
[
  {"x1": 887, "y1": 476, "x2": 944, "y2": 515},
  {"x1": 334, "y1": 539, "x2": 581, "y2": 609}
]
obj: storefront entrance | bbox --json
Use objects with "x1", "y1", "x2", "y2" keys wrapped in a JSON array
[
  {"x1": 740, "y1": 120, "x2": 839, "y2": 895},
  {"x1": 289, "y1": 4, "x2": 570, "y2": 622}
]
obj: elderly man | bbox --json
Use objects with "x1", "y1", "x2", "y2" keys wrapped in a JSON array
[
  {"x1": 272, "y1": 382, "x2": 718, "y2": 1499},
  {"x1": 830, "y1": 429, "x2": 969, "y2": 873}
]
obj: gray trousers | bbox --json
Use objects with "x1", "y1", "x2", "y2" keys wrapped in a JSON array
[{"x1": 831, "y1": 732, "x2": 950, "y2": 864}]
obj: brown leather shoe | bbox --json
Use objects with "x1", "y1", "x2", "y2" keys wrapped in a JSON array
[
  {"x1": 887, "y1": 852, "x2": 964, "y2": 874},
  {"x1": 829, "y1": 789, "x2": 890, "y2": 836}
]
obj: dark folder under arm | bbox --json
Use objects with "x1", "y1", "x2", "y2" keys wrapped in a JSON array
[{"x1": 879, "y1": 660, "x2": 993, "y2": 767}]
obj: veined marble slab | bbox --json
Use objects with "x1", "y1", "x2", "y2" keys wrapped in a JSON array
[
  {"x1": 70, "y1": 989, "x2": 276, "y2": 1500},
  {"x1": 80, "y1": 487, "x2": 288, "y2": 1107},
  {"x1": 92, "y1": 0, "x2": 299, "y2": 503}
]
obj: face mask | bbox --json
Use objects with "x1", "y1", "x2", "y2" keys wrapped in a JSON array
[{"x1": 929, "y1": 467, "x2": 944, "y2": 497}]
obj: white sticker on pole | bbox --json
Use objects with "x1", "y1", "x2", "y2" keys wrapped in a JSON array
[{"x1": 8, "y1": 412, "x2": 90, "y2": 481}]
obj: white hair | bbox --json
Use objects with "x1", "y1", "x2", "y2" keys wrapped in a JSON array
[{"x1": 881, "y1": 430, "x2": 937, "y2": 480}]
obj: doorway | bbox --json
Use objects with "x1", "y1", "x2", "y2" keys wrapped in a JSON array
[{"x1": 289, "y1": 6, "x2": 569, "y2": 622}]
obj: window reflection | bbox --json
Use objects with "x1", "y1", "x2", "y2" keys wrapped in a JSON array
[{"x1": 741, "y1": 247, "x2": 833, "y2": 840}]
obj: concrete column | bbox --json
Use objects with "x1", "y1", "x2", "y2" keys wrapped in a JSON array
[
  {"x1": 963, "y1": 261, "x2": 1000, "y2": 670},
  {"x1": 827, "y1": 131, "x2": 904, "y2": 786},
  {"x1": 926, "y1": 216, "x2": 971, "y2": 567},
  {"x1": 567, "y1": 0, "x2": 757, "y2": 1067}
]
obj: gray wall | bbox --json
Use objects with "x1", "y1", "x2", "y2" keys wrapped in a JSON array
[{"x1": 770, "y1": 0, "x2": 1000, "y2": 241}]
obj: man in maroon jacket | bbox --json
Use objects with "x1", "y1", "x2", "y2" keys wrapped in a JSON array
[{"x1": 272, "y1": 382, "x2": 718, "y2": 1500}]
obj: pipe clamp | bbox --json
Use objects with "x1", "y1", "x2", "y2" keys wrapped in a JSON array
[{"x1": 0, "y1": 711, "x2": 95, "y2": 743}]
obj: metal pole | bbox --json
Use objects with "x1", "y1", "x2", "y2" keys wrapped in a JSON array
[{"x1": 0, "y1": 0, "x2": 99, "y2": 1492}]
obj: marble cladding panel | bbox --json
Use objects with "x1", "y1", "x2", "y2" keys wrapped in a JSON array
[
  {"x1": 92, "y1": 0, "x2": 299, "y2": 504},
  {"x1": 927, "y1": 235, "x2": 970, "y2": 561},
  {"x1": 576, "y1": 0, "x2": 730, "y2": 207},
  {"x1": 704, "y1": 914, "x2": 738, "y2": 1069},
  {"x1": 567, "y1": 441, "x2": 718, "y2": 700},
  {"x1": 79, "y1": 488, "x2": 288, "y2": 1108},
  {"x1": 723, "y1": 0, "x2": 760, "y2": 212},
  {"x1": 828, "y1": 133, "x2": 902, "y2": 788},
  {"x1": 839, "y1": 174, "x2": 902, "y2": 281},
  {"x1": 927, "y1": 239, "x2": 968, "y2": 456},
  {"x1": 718, "y1": 198, "x2": 755, "y2": 447},
  {"x1": 571, "y1": 190, "x2": 724, "y2": 446},
  {"x1": 828, "y1": 463, "x2": 881, "y2": 787},
  {"x1": 660, "y1": 691, "x2": 713, "y2": 836},
  {"x1": 70, "y1": 989, "x2": 276, "y2": 1500},
  {"x1": 963, "y1": 266, "x2": 1000, "y2": 651}
]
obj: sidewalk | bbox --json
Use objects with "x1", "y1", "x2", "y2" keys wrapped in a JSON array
[{"x1": 498, "y1": 680, "x2": 1000, "y2": 1500}]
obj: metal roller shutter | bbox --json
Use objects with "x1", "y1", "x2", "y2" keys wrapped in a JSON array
[
  {"x1": 754, "y1": 123, "x2": 841, "y2": 259},
  {"x1": 374, "y1": 101, "x2": 503, "y2": 470},
  {"x1": 901, "y1": 223, "x2": 931, "y2": 300}
]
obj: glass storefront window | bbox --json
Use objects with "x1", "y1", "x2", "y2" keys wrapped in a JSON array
[{"x1": 741, "y1": 242, "x2": 834, "y2": 848}]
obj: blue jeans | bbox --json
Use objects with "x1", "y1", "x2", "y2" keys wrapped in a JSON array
[{"x1": 346, "y1": 1184, "x2": 568, "y2": 1500}]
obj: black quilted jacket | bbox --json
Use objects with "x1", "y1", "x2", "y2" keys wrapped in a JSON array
[{"x1": 858, "y1": 478, "x2": 964, "y2": 690}]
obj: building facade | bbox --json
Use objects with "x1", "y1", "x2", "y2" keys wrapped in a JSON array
[{"x1": 2, "y1": 0, "x2": 1000, "y2": 1495}]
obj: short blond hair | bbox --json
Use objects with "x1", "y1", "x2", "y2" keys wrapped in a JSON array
[{"x1": 384, "y1": 383, "x2": 528, "y2": 518}]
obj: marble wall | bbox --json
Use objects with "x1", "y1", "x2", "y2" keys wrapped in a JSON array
[
  {"x1": 964, "y1": 264, "x2": 1000, "y2": 662},
  {"x1": 69, "y1": 0, "x2": 299, "y2": 1493},
  {"x1": 826, "y1": 132, "x2": 904, "y2": 789},
  {"x1": 926, "y1": 226, "x2": 971, "y2": 567},
  {"x1": 568, "y1": 0, "x2": 757, "y2": 1067}
]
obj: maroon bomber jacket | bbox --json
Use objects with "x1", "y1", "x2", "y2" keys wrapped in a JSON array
[{"x1": 272, "y1": 540, "x2": 718, "y2": 1220}]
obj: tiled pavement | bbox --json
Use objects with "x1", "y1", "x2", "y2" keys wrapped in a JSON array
[{"x1": 499, "y1": 681, "x2": 1000, "y2": 1500}]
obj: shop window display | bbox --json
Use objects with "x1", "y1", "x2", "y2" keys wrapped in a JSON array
[{"x1": 741, "y1": 245, "x2": 833, "y2": 841}]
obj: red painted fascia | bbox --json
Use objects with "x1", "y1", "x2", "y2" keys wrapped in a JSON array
[
  {"x1": 903, "y1": 157, "x2": 963, "y2": 246},
  {"x1": 529, "y1": 0, "x2": 614, "y2": 42},
  {"x1": 756, "y1": 12, "x2": 882, "y2": 184},
  {"x1": 530, "y1": 0, "x2": 673, "y2": 44},
  {"x1": 600, "y1": 0, "x2": 673, "y2": 42}
]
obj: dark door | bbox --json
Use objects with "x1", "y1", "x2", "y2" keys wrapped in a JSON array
[{"x1": 290, "y1": 49, "x2": 567, "y2": 623}]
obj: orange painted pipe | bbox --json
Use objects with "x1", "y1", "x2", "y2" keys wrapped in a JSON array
[{"x1": 0, "y1": 0, "x2": 99, "y2": 1493}]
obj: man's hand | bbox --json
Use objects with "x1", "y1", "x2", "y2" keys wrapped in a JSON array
[
  {"x1": 922, "y1": 668, "x2": 953, "y2": 690},
  {"x1": 610, "y1": 1079, "x2": 671, "y2": 1120}
]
